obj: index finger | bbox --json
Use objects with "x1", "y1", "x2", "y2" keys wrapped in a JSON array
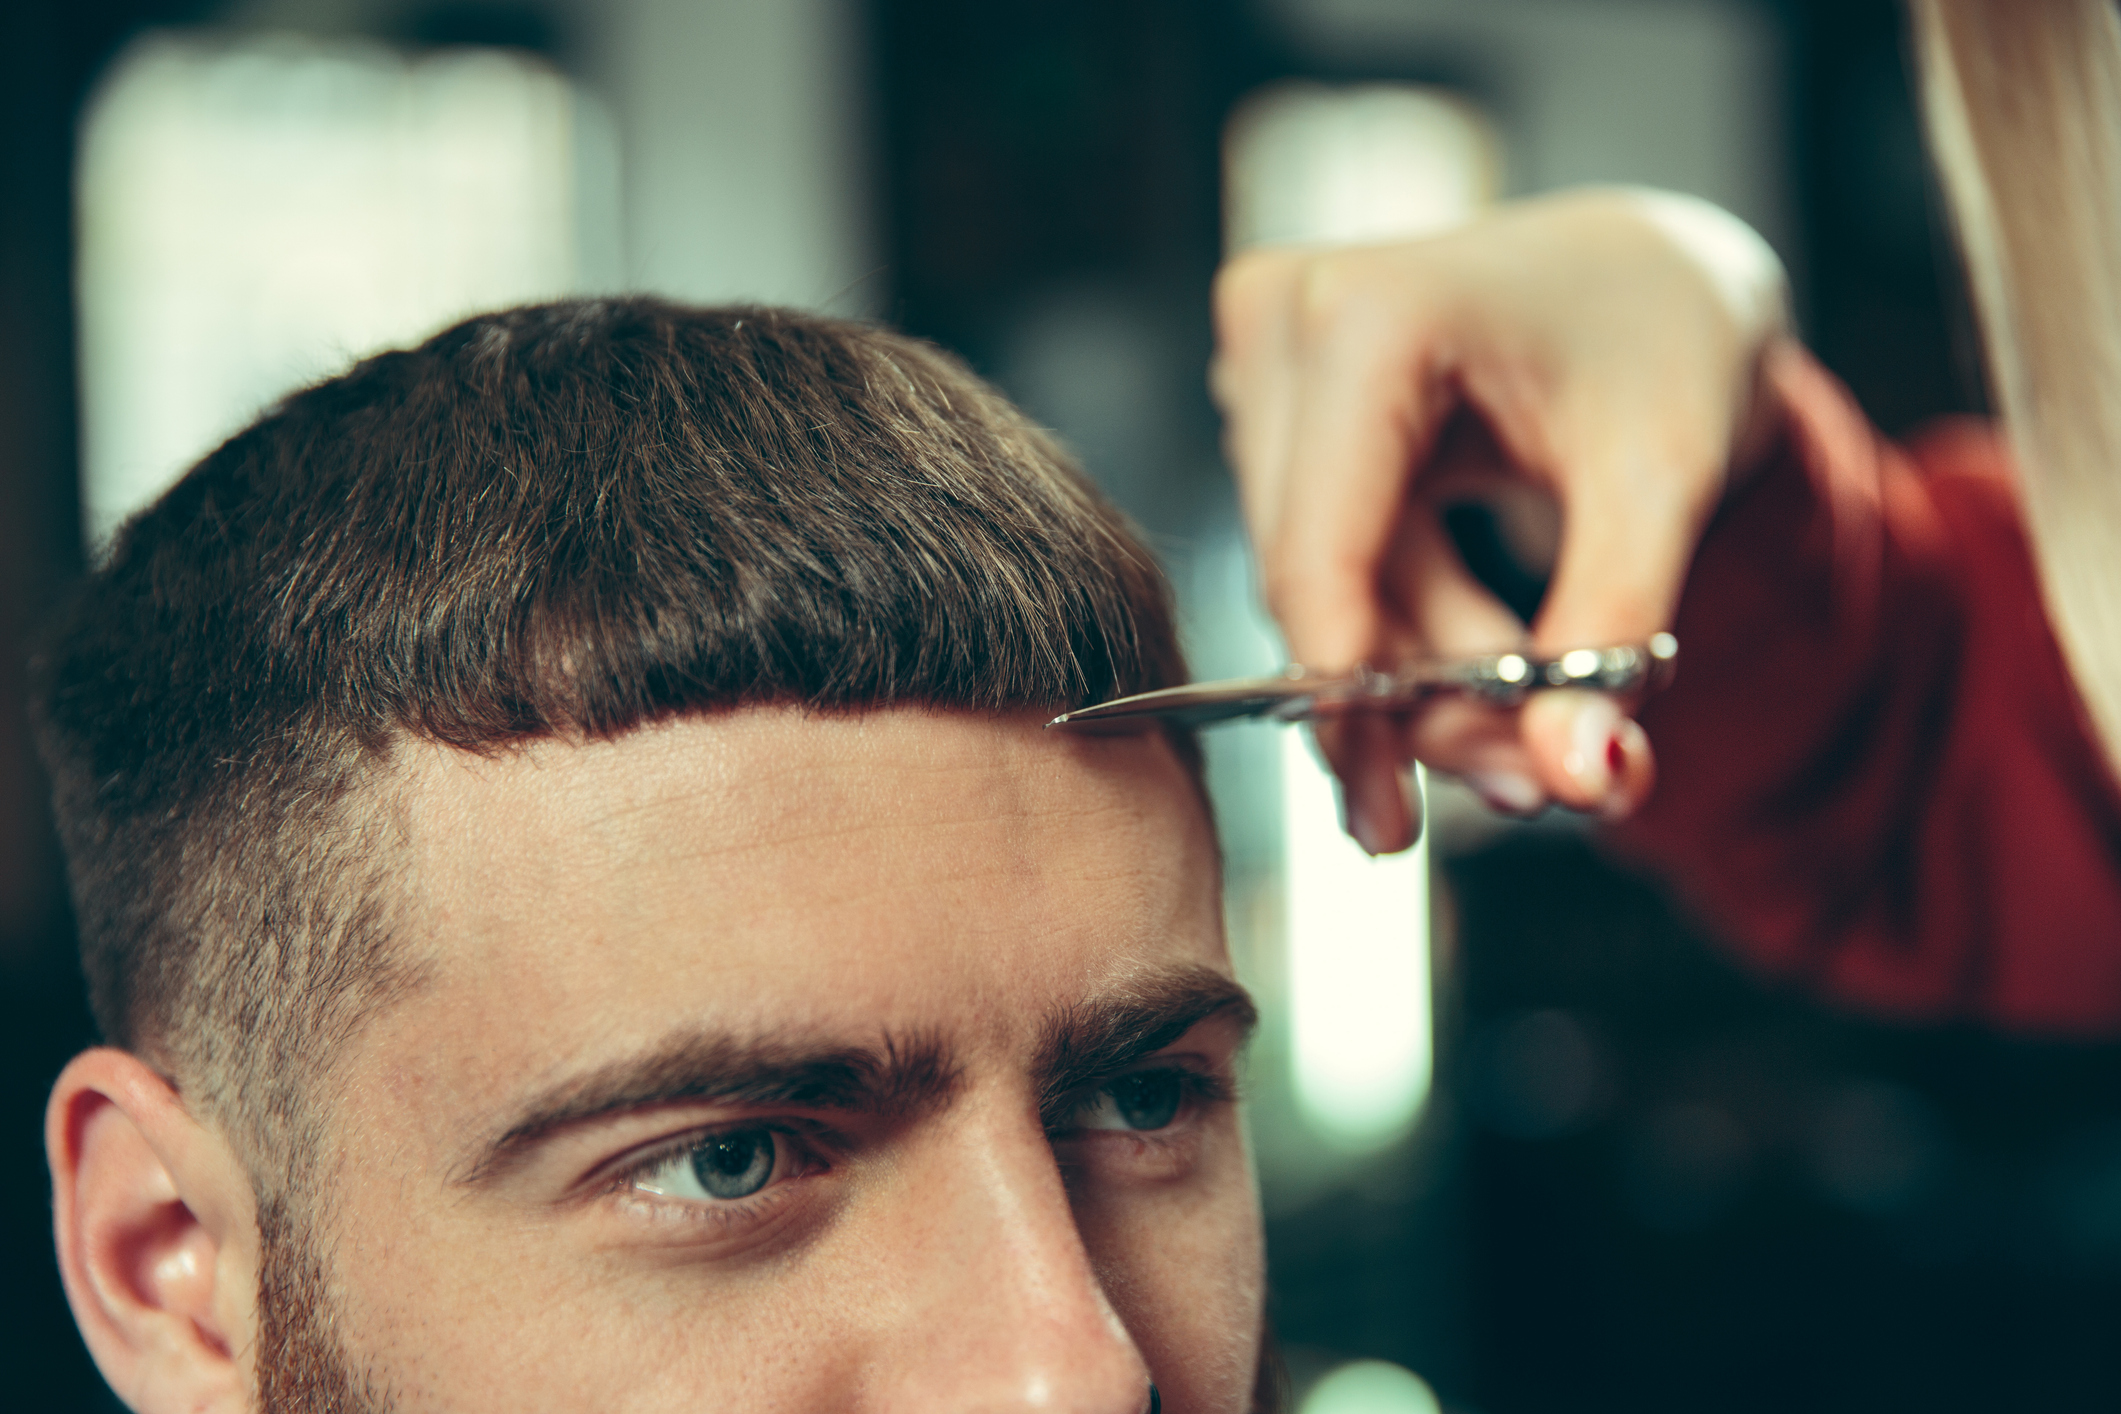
[
  {"x1": 1264, "y1": 293, "x2": 1453, "y2": 673},
  {"x1": 1211, "y1": 246, "x2": 1310, "y2": 545}
]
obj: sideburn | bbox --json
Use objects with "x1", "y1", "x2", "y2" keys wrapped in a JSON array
[{"x1": 254, "y1": 1198, "x2": 396, "y2": 1414}]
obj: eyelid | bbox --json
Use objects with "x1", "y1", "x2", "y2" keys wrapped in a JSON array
[
  {"x1": 592, "y1": 1116, "x2": 836, "y2": 1200},
  {"x1": 1045, "y1": 1059, "x2": 1235, "y2": 1135},
  {"x1": 1094, "y1": 1053, "x2": 1237, "y2": 1097}
]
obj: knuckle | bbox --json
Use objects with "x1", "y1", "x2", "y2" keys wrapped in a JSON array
[
  {"x1": 1211, "y1": 249, "x2": 1291, "y2": 336},
  {"x1": 1258, "y1": 546, "x2": 1349, "y2": 626},
  {"x1": 1293, "y1": 256, "x2": 1356, "y2": 339},
  {"x1": 1258, "y1": 554, "x2": 1304, "y2": 619}
]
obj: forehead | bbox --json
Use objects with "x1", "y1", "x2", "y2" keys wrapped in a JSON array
[{"x1": 369, "y1": 707, "x2": 1223, "y2": 1110}]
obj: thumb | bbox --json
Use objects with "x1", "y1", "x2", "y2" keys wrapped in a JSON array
[{"x1": 1265, "y1": 313, "x2": 1454, "y2": 673}]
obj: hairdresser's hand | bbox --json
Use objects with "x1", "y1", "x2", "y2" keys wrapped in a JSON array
[{"x1": 1212, "y1": 187, "x2": 1789, "y2": 851}]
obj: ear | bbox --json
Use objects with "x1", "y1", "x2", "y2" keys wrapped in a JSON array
[{"x1": 48, "y1": 1048, "x2": 259, "y2": 1413}]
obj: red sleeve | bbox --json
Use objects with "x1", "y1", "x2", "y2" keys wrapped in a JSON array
[{"x1": 1607, "y1": 342, "x2": 2121, "y2": 1035}]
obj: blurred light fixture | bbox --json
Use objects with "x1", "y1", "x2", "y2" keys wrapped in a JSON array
[
  {"x1": 1225, "y1": 82, "x2": 1498, "y2": 250},
  {"x1": 1283, "y1": 740, "x2": 1431, "y2": 1148},
  {"x1": 76, "y1": 32, "x2": 612, "y2": 547},
  {"x1": 1225, "y1": 82, "x2": 1498, "y2": 1153},
  {"x1": 1300, "y1": 1358, "x2": 1443, "y2": 1414}
]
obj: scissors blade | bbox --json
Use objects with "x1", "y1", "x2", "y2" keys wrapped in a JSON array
[
  {"x1": 1045, "y1": 674, "x2": 1327, "y2": 732},
  {"x1": 1046, "y1": 634, "x2": 1677, "y2": 733}
]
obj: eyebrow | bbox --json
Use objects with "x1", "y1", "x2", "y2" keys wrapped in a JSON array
[
  {"x1": 458, "y1": 964, "x2": 1257, "y2": 1186},
  {"x1": 1034, "y1": 965, "x2": 1258, "y2": 1131},
  {"x1": 460, "y1": 1029, "x2": 959, "y2": 1185}
]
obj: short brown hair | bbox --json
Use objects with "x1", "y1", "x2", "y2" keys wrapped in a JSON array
[{"x1": 32, "y1": 299, "x2": 1186, "y2": 1184}]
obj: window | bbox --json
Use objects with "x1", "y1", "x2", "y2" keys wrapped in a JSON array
[{"x1": 76, "y1": 32, "x2": 613, "y2": 546}]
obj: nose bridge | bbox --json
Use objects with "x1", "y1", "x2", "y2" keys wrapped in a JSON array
[{"x1": 872, "y1": 1100, "x2": 1149, "y2": 1414}]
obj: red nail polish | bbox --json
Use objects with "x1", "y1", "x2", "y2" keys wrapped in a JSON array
[{"x1": 1607, "y1": 733, "x2": 1626, "y2": 775}]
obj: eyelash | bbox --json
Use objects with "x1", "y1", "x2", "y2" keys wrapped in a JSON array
[
  {"x1": 598, "y1": 1063, "x2": 1239, "y2": 1225},
  {"x1": 603, "y1": 1123, "x2": 830, "y2": 1226},
  {"x1": 1047, "y1": 1063, "x2": 1236, "y2": 1138}
]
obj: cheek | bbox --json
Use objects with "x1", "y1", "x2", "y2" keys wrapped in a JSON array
[
  {"x1": 1073, "y1": 1122, "x2": 1266, "y2": 1414},
  {"x1": 315, "y1": 1196, "x2": 872, "y2": 1413}
]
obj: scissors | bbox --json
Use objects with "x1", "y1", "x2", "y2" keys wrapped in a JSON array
[{"x1": 1047, "y1": 632, "x2": 1677, "y2": 733}]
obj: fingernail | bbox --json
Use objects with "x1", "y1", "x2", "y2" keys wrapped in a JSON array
[
  {"x1": 1347, "y1": 777, "x2": 1392, "y2": 856},
  {"x1": 1466, "y1": 769, "x2": 1546, "y2": 817},
  {"x1": 1560, "y1": 694, "x2": 1623, "y2": 804},
  {"x1": 1598, "y1": 716, "x2": 1652, "y2": 821},
  {"x1": 1342, "y1": 761, "x2": 1412, "y2": 856},
  {"x1": 1400, "y1": 761, "x2": 1426, "y2": 848}
]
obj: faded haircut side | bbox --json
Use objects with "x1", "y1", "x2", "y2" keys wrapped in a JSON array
[{"x1": 31, "y1": 298, "x2": 1189, "y2": 1193}]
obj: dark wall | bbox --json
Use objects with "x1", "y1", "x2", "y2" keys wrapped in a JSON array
[
  {"x1": 1, "y1": 6, "x2": 186, "y2": 1409},
  {"x1": 1784, "y1": 0, "x2": 1987, "y2": 434}
]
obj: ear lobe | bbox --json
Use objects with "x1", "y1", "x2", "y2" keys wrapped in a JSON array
[{"x1": 48, "y1": 1048, "x2": 256, "y2": 1414}]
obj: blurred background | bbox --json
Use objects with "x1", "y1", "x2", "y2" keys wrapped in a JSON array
[{"x1": 6, "y1": 1, "x2": 2120, "y2": 1410}]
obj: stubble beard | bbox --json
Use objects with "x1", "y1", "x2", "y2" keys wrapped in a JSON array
[
  {"x1": 245, "y1": 1199, "x2": 1288, "y2": 1414},
  {"x1": 253, "y1": 1198, "x2": 395, "y2": 1414}
]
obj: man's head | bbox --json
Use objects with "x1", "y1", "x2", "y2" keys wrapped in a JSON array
[{"x1": 38, "y1": 300, "x2": 1266, "y2": 1412}]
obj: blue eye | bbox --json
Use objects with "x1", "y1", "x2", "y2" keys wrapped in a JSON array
[
  {"x1": 635, "y1": 1127, "x2": 783, "y2": 1201},
  {"x1": 691, "y1": 1129, "x2": 776, "y2": 1198},
  {"x1": 1074, "y1": 1071, "x2": 1187, "y2": 1132}
]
